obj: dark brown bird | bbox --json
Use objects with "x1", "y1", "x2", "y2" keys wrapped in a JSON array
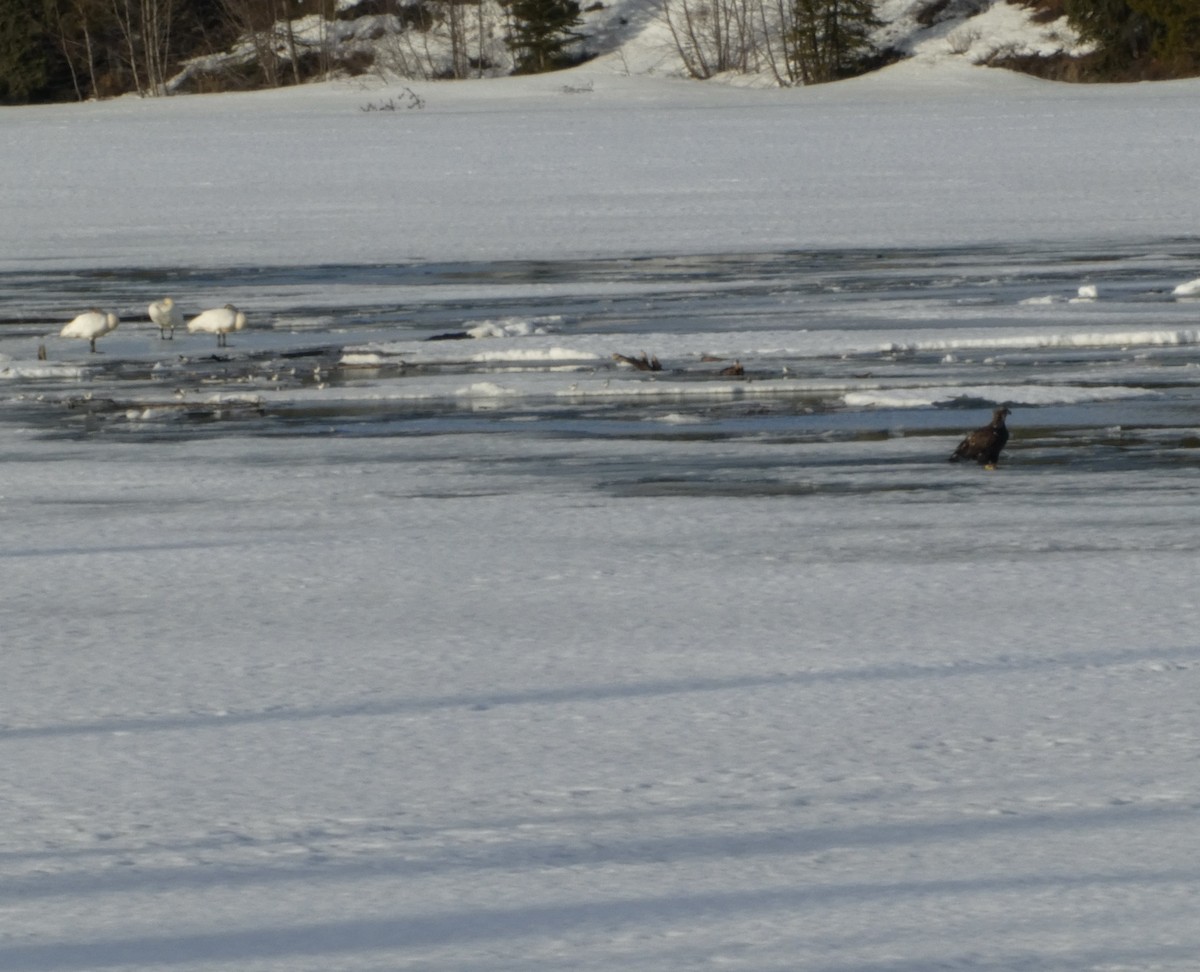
[
  {"x1": 950, "y1": 407, "x2": 1011, "y2": 467},
  {"x1": 612, "y1": 351, "x2": 661, "y2": 372}
]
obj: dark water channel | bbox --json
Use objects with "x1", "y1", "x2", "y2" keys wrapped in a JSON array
[{"x1": 3, "y1": 242, "x2": 1200, "y2": 494}]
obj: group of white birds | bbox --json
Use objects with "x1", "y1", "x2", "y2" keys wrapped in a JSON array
[{"x1": 59, "y1": 298, "x2": 247, "y2": 352}]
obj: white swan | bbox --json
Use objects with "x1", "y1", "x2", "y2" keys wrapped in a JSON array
[
  {"x1": 188, "y1": 304, "x2": 247, "y2": 347},
  {"x1": 148, "y1": 297, "x2": 183, "y2": 339},
  {"x1": 61, "y1": 309, "x2": 120, "y2": 353}
]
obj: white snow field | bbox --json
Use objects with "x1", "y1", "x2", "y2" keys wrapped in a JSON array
[
  {"x1": 3, "y1": 44, "x2": 1200, "y2": 972},
  {"x1": 2, "y1": 56, "x2": 1200, "y2": 271}
]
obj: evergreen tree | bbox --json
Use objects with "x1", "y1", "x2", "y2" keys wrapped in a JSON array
[
  {"x1": 506, "y1": 0, "x2": 582, "y2": 74},
  {"x1": 1128, "y1": 0, "x2": 1200, "y2": 71},
  {"x1": 789, "y1": 0, "x2": 881, "y2": 84},
  {"x1": 1063, "y1": 0, "x2": 1156, "y2": 69},
  {"x1": 1065, "y1": 0, "x2": 1199, "y2": 75},
  {"x1": 0, "y1": 0, "x2": 50, "y2": 102}
]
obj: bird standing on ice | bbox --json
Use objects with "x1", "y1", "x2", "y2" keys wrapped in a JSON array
[
  {"x1": 950, "y1": 407, "x2": 1011, "y2": 469},
  {"x1": 61, "y1": 309, "x2": 119, "y2": 353},
  {"x1": 148, "y1": 297, "x2": 183, "y2": 339},
  {"x1": 188, "y1": 304, "x2": 246, "y2": 347}
]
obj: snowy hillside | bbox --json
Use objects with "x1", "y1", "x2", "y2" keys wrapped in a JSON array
[{"x1": 171, "y1": 0, "x2": 1089, "y2": 91}]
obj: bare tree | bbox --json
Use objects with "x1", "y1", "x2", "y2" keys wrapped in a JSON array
[
  {"x1": 308, "y1": 0, "x2": 338, "y2": 79},
  {"x1": 104, "y1": 0, "x2": 177, "y2": 94},
  {"x1": 442, "y1": 0, "x2": 470, "y2": 78},
  {"x1": 46, "y1": 0, "x2": 126, "y2": 98},
  {"x1": 141, "y1": 0, "x2": 176, "y2": 92},
  {"x1": 662, "y1": 0, "x2": 760, "y2": 78},
  {"x1": 661, "y1": 0, "x2": 880, "y2": 84},
  {"x1": 46, "y1": 0, "x2": 94, "y2": 98},
  {"x1": 374, "y1": 0, "x2": 506, "y2": 79},
  {"x1": 218, "y1": 0, "x2": 303, "y2": 86},
  {"x1": 755, "y1": 0, "x2": 801, "y2": 84}
]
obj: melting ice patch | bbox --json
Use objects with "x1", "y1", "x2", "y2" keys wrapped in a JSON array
[
  {"x1": 339, "y1": 352, "x2": 391, "y2": 366},
  {"x1": 845, "y1": 384, "x2": 1154, "y2": 409},
  {"x1": 468, "y1": 347, "x2": 602, "y2": 363},
  {"x1": 879, "y1": 328, "x2": 1200, "y2": 353},
  {"x1": 1020, "y1": 284, "x2": 1100, "y2": 305},
  {"x1": 0, "y1": 358, "x2": 88, "y2": 380},
  {"x1": 456, "y1": 381, "x2": 521, "y2": 398},
  {"x1": 465, "y1": 316, "x2": 562, "y2": 338}
]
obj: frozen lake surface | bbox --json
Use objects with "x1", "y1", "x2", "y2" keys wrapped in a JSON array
[
  {"x1": 6, "y1": 241, "x2": 1200, "y2": 468},
  {"x1": 5, "y1": 41, "x2": 1200, "y2": 966},
  {"x1": 4, "y1": 241, "x2": 1200, "y2": 970}
]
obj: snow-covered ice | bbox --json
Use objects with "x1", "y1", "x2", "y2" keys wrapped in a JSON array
[
  {"x1": 3, "y1": 57, "x2": 1200, "y2": 271},
  {"x1": 3, "y1": 46, "x2": 1200, "y2": 972}
]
